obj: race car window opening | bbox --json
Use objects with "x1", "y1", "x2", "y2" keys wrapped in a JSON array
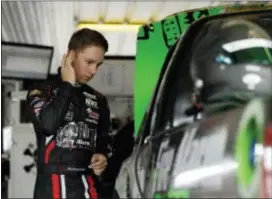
[
  {"x1": 162, "y1": 19, "x2": 217, "y2": 129},
  {"x1": 151, "y1": 19, "x2": 205, "y2": 134},
  {"x1": 137, "y1": 44, "x2": 178, "y2": 143},
  {"x1": 147, "y1": 44, "x2": 179, "y2": 135},
  {"x1": 151, "y1": 52, "x2": 186, "y2": 133}
]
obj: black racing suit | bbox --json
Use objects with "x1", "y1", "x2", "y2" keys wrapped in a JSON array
[{"x1": 26, "y1": 71, "x2": 111, "y2": 199}]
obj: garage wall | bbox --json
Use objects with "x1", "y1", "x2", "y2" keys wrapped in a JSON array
[
  {"x1": 87, "y1": 58, "x2": 134, "y2": 120},
  {"x1": 87, "y1": 58, "x2": 134, "y2": 96}
]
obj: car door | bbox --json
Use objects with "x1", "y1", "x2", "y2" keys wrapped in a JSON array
[
  {"x1": 130, "y1": 137, "x2": 153, "y2": 198},
  {"x1": 116, "y1": 43, "x2": 181, "y2": 199},
  {"x1": 140, "y1": 24, "x2": 200, "y2": 198},
  {"x1": 116, "y1": 26, "x2": 194, "y2": 198},
  {"x1": 143, "y1": 126, "x2": 186, "y2": 198},
  {"x1": 114, "y1": 132, "x2": 153, "y2": 198},
  {"x1": 140, "y1": 80, "x2": 196, "y2": 197},
  {"x1": 114, "y1": 124, "x2": 154, "y2": 199}
]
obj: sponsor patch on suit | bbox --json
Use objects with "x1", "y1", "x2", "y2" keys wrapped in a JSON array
[
  {"x1": 85, "y1": 98, "x2": 98, "y2": 109},
  {"x1": 33, "y1": 101, "x2": 45, "y2": 116},
  {"x1": 86, "y1": 108, "x2": 99, "y2": 120},
  {"x1": 85, "y1": 118, "x2": 98, "y2": 125}
]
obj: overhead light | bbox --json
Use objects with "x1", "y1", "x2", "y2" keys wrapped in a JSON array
[
  {"x1": 1, "y1": 42, "x2": 53, "y2": 80},
  {"x1": 76, "y1": 23, "x2": 143, "y2": 32},
  {"x1": 222, "y1": 38, "x2": 272, "y2": 53}
]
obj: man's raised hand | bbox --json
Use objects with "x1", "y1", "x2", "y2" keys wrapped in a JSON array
[{"x1": 61, "y1": 51, "x2": 76, "y2": 85}]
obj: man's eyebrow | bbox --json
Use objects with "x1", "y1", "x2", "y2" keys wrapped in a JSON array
[
  {"x1": 86, "y1": 58, "x2": 96, "y2": 62},
  {"x1": 85, "y1": 58, "x2": 103, "y2": 65}
]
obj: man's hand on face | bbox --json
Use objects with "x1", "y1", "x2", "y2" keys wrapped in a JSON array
[
  {"x1": 61, "y1": 51, "x2": 76, "y2": 85},
  {"x1": 91, "y1": 153, "x2": 107, "y2": 176}
]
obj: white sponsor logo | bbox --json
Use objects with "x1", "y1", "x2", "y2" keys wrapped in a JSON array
[
  {"x1": 83, "y1": 92, "x2": 97, "y2": 100},
  {"x1": 56, "y1": 122, "x2": 92, "y2": 149},
  {"x1": 76, "y1": 139, "x2": 90, "y2": 146},
  {"x1": 67, "y1": 167, "x2": 86, "y2": 172},
  {"x1": 85, "y1": 118, "x2": 98, "y2": 125},
  {"x1": 85, "y1": 98, "x2": 98, "y2": 108}
]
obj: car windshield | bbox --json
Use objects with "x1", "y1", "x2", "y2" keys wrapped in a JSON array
[
  {"x1": 153, "y1": 12, "x2": 272, "y2": 130},
  {"x1": 193, "y1": 16, "x2": 272, "y2": 68}
]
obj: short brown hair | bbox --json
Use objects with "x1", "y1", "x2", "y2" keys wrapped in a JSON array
[{"x1": 68, "y1": 28, "x2": 108, "y2": 52}]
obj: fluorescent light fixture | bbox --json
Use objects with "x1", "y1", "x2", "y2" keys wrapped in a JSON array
[
  {"x1": 222, "y1": 38, "x2": 272, "y2": 53},
  {"x1": 1, "y1": 42, "x2": 54, "y2": 80},
  {"x1": 76, "y1": 23, "x2": 142, "y2": 32}
]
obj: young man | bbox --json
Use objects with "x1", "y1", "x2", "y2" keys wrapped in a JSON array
[{"x1": 27, "y1": 28, "x2": 111, "y2": 199}]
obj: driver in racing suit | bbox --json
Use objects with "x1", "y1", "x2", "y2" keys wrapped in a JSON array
[{"x1": 26, "y1": 28, "x2": 111, "y2": 199}]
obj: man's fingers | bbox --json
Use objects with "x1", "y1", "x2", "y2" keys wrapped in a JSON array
[
  {"x1": 92, "y1": 164, "x2": 107, "y2": 170},
  {"x1": 91, "y1": 154, "x2": 107, "y2": 171},
  {"x1": 92, "y1": 165, "x2": 106, "y2": 171},
  {"x1": 65, "y1": 55, "x2": 72, "y2": 68},
  {"x1": 66, "y1": 51, "x2": 74, "y2": 67},
  {"x1": 69, "y1": 50, "x2": 75, "y2": 60},
  {"x1": 91, "y1": 155, "x2": 99, "y2": 161},
  {"x1": 61, "y1": 54, "x2": 67, "y2": 68},
  {"x1": 91, "y1": 154, "x2": 106, "y2": 163},
  {"x1": 91, "y1": 161, "x2": 107, "y2": 168},
  {"x1": 91, "y1": 156, "x2": 107, "y2": 176},
  {"x1": 91, "y1": 157, "x2": 99, "y2": 164}
]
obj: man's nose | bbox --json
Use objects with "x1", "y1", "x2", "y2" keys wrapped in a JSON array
[{"x1": 89, "y1": 65, "x2": 97, "y2": 75}]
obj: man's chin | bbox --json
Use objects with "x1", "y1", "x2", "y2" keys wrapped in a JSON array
[
  {"x1": 79, "y1": 80, "x2": 87, "y2": 85},
  {"x1": 79, "y1": 78, "x2": 92, "y2": 84}
]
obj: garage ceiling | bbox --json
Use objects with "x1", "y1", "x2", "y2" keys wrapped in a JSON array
[{"x1": 2, "y1": 1, "x2": 235, "y2": 73}]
